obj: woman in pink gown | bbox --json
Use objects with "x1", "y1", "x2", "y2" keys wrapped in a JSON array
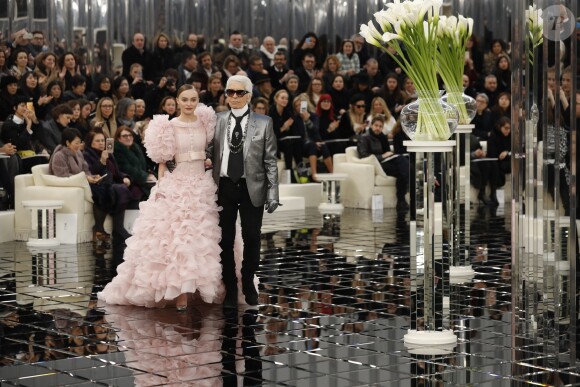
[{"x1": 99, "y1": 85, "x2": 227, "y2": 308}]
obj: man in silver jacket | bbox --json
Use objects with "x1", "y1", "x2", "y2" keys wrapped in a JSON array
[{"x1": 207, "y1": 75, "x2": 279, "y2": 309}]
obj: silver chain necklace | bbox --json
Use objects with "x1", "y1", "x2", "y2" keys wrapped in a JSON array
[{"x1": 227, "y1": 113, "x2": 248, "y2": 154}]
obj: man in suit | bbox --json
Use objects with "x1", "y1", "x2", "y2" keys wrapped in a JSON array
[
  {"x1": 121, "y1": 33, "x2": 151, "y2": 80},
  {"x1": 208, "y1": 75, "x2": 279, "y2": 309}
]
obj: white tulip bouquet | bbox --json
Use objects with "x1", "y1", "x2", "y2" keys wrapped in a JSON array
[{"x1": 360, "y1": 0, "x2": 452, "y2": 140}]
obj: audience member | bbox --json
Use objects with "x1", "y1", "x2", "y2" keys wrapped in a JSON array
[
  {"x1": 83, "y1": 130, "x2": 137, "y2": 240},
  {"x1": 472, "y1": 93, "x2": 492, "y2": 140},
  {"x1": 292, "y1": 94, "x2": 332, "y2": 180},
  {"x1": 121, "y1": 33, "x2": 151, "y2": 79},
  {"x1": 40, "y1": 103, "x2": 73, "y2": 153},
  {"x1": 357, "y1": 115, "x2": 409, "y2": 211},
  {"x1": 112, "y1": 126, "x2": 153, "y2": 198},
  {"x1": 90, "y1": 97, "x2": 117, "y2": 138},
  {"x1": 268, "y1": 51, "x2": 293, "y2": 90}
]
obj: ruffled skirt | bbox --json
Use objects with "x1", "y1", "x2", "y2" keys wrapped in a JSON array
[{"x1": 98, "y1": 163, "x2": 226, "y2": 307}]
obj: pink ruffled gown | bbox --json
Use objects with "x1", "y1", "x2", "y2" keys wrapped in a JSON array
[{"x1": 99, "y1": 105, "x2": 232, "y2": 307}]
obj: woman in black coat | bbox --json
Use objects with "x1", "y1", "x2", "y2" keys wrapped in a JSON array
[
  {"x1": 357, "y1": 115, "x2": 409, "y2": 211},
  {"x1": 112, "y1": 126, "x2": 152, "y2": 197},
  {"x1": 84, "y1": 131, "x2": 140, "y2": 240},
  {"x1": 486, "y1": 117, "x2": 512, "y2": 205}
]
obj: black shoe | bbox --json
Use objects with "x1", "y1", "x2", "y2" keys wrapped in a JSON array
[
  {"x1": 488, "y1": 191, "x2": 499, "y2": 206},
  {"x1": 223, "y1": 289, "x2": 238, "y2": 309},
  {"x1": 477, "y1": 190, "x2": 489, "y2": 205},
  {"x1": 396, "y1": 200, "x2": 409, "y2": 212},
  {"x1": 243, "y1": 284, "x2": 259, "y2": 306}
]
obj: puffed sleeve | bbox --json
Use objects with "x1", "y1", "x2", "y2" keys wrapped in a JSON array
[
  {"x1": 194, "y1": 103, "x2": 217, "y2": 146},
  {"x1": 144, "y1": 114, "x2": 175, "y2": 163}
]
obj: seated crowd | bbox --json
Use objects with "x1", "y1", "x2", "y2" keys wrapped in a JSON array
[{"x1": 0, "y1": 27, "x2": 577, "y2": 218}]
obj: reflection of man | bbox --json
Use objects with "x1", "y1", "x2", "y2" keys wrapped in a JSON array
[{"x1": 208, "y1": 75, "x2": 279, "y2": 308}]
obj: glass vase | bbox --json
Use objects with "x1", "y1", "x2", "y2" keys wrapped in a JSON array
[
  {"x1": 400, "y1": 90, "x2": 459, "y2": 141},
  {"x1": 440, "y1": 90, "x2": 477, "y2": 125}
]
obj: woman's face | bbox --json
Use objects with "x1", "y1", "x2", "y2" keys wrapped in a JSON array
[
  {"x1": 328, "y1": 60, "x2": 338, "y2": 72},
  {"x1": 332, "y1": 77, "x2": 344, "y2": 90},
  {"x1": 66, "y1": 136, "x2": 82, "y2": 152},
  {"x1": 91, "y1": 133, "x2": 106, "y2": 151},
  {"x1": 342, "y1": 42, "x2": 354, "y2": 55},
  {"x1": 157, "y1": 36, "x2": 168, "y2": 49},
  {"x1": 162, "y1": 98, "x2": 177, "y2": 115},
  {"x1": 275, "y1": 92, "x2": 289, "y2": 107},
  {"x1": 404, "y1": 78, "x2": 415, "y2": 92},
  {"x1": 25, "y1": 74, "x2": 37, "y2": 89},
  {"x1": 311, "y1": 80, "x2": 323, "y2": 93},
  {"x1": 43, "y1": 54, "x2": 56, "y2": 69},
  {"x1": 498, "y1": 57, "x2": 509, "y2": 70},
  {"x1": 498, "y1": 95, "x2": 510, "y2": 109},
  {"x1": 81, "y1": 103, "x2": 92, "y2": 118},
  {"x1": 100, "y1": 78, "x2": 111, "y2": 92},
  {"x1": 125, "y1": 104, "x2": 136, "y2": 120},
  {"x1": 118, "y1": 80, "x2": 130, "y2": 95},
  {"x1": 209, "y1": 78, "x2": 222, "y2": 92},
  {"x1": 7, "y1": 83, "x2": 18, "y2": 95},
  {"x1": 14, "y1": 102, "x2": 27, "y2": 117},
  {"x1": 475, "y1": 96, "x2": 488, "y2": 112},
  {"x1": 371, "y1": 120, "x2": 383, "y2": 135},
  {"x1": 500, "y1": 123, "x2": 511, "y2": 137},
  {"x1": 293, "y1": 100, "x2": 305, "y2": 114},
  {"x1": 386, "y1": 78, "x2": 398, "y2": 91},
  {"x1": 287, "y1": 79, "x2": 298, "y2": 92},
  {"x1": 100, "y1": 100, "x2": 114, "y2": 118},
  {"x1": 492, "y1": 42, "x2": 502, "y2": 55},
  {"x1": 253, "y1": 102, "x2": 267, "y2": 114},
  {"x1": 547, "y1": 72, "x2": 556, "y2": 90},
  {"x1": 320, "y1": 99, "x2": 332, "y2": 111},
  {"x1": 16, "y1": 52, "x2": 28, "y2": 67},
  {"x1": 49, "y1": 84, "x2": 61, "y2": 98},
  {"x1": 64, "y1": 54, "x2": 76, "y2": 70},
  {"x1": 372, "y1": 100, "x2": 383, "y2": 114},
  {"x1": 71, "y1": 104, "x2": 81, "y2": 120},
  {"x1": 561, "y1": 73, "x2": 572, "y2": 93},
  {"x1": 135, "y1": 101, "x2": 145, "y2": 117},
  {"x1": 118, "y1": 130, "x2": 134, "y2": 147},
  {"x1": 226, "y1": 62, "x2": 238, "y2": 74},
  {"x1": 466, "y1": 38, "x2": 474, "y2": 49}
]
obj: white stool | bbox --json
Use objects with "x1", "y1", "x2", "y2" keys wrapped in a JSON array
[
  {"x1": 316, "y1": 173, "x2": 348, "y2": 213},
  {"x1": 22, "y1": 200, "x2": 64, "y2": 247}
]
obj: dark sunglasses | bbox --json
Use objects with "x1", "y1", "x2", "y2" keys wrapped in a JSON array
[
  {"x1": 355, "y1": 104, "x2": 366, "y2": 108},
  {"x1": 225, "y1": 89, "x2": 250, "y2": 98}
]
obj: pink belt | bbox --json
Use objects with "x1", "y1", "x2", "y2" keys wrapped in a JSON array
[{"x1": 174, "y1": 151, "x2": 205, "y2": 163}]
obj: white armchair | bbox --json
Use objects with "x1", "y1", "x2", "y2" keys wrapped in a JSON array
[
  {"x1": 14, "y1": 164, "x2": 110, "y2": 243},
  {"x1": 333, "y1": 146, "x2": 399, "y2": 209}
]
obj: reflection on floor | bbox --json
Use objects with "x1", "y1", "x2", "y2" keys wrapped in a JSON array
[{"x1": 0, "y1": 206, "x2": 575, "y2": 386}]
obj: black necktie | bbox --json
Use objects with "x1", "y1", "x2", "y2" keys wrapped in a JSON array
[{"x1": 227, "y1": 110, "x2": 249, "y2": 182}]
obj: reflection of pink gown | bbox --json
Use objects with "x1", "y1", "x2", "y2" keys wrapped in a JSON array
[
  {"x1": 103, "y1": 305, "x2": 223, "y2": 386},
  {"x1": 99, "y1": 105, "x2": 248, "y2": 307}
]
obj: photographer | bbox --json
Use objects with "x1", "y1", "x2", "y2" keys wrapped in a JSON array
[
  {"x1": 128, "y1": 64, "x2": 150, "y2": 100},
  {"x1": 143, "y1": 70, "x2": 177, "y2": 118}
]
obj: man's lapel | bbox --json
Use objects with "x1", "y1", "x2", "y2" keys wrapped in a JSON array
[{"x1": 244, "y1": 111, "x2": 257, "y2": 161}]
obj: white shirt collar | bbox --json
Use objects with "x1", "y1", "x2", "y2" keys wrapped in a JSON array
[{"x1": 230, "y1": 106, "x2": 250, "y2": 117}]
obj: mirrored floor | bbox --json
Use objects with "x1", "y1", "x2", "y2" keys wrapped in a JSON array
[{"x1": 0, "y1": 206, "x2": 577, "y2": 386}]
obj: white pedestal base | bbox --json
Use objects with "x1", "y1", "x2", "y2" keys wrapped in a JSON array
[
  {"x1": 449, "y1": 265, "x2": 475, "y2": 284},
  {"x1": 404, "y1": 330, "x2": 457, "y2": 355},
  {"x1": 318, "y1": 203, "x2": 344, "y2": 214},
  {"x1": 27, "y1": 238, "x2": 60, "y2": 248}
]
